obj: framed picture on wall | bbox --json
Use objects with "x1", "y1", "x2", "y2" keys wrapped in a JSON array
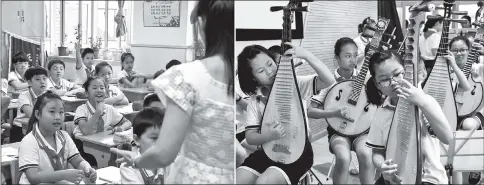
[
  {"x1": 143, "y1": 0, "x2": 181, "y2": 27},
  {"x1": 236, "y1": 1, "x2": 305, "y2": 41}
]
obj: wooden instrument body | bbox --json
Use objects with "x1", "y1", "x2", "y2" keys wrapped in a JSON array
[
  {"x1": 385, "y1": 1, "x2": 430, "y2": 184},
  {"x1": 322, "y1": 80, "x2": 377, "y2": 137},
  {"x1": 457, "y1": 74, "x2": 484, "y2": 117},
  {"x1": 261, "y1": 56, "x2": 307, "y2": 164},
  {"x1": 322, "y1": 17, "x2": 390, "y2": 137},
  {"x1": 261, "y1": 1, "x2": 309, "y2": 164},
  {"x1": 423, "y1": 56, "x2": 458, "y2": 130}
]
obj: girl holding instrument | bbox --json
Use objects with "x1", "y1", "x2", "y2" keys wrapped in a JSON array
[
  {"x1": 236, "y1": 44, "x2": 335, "y2": 185},
  {"x1": 448, "y1": 36, "x2": 484, "y2": 185},
  {"x1": 308, "y1": 37, "x2": 374, "y2": 184},
  {"x1": 365, "y1": 50, "x2": 452, "y2": 185}
]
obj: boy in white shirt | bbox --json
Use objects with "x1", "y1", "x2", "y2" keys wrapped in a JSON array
[
  {"x1": 46, "y1": 59, "x2": 84, "y2": 96},
  {"x1": 74, "y1": 42, "x2": 96, "y2": 85},
  {"x1": 120, "y1": 107, "x2": 165, "y2": 184}
]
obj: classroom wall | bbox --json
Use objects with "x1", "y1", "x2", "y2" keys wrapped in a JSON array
[
  {"x1": 129, "y1": 1, "x2": 195, "y2": 76},
  {"x1": 235, "y1": 1, "x2": 378, "y2": 75}
]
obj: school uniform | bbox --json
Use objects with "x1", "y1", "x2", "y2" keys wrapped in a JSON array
[
  {"x1": 75, "y1": 63, "x2": 95, "y2": 85},
  {"x1": 18, "y1": 124, "x2": 80, "y2": 184},
  {"x1": 310, "y1": 68, "x2": 362, "y2": 153},
  {"x1": 120, "y1": 148, "x2": 164, "y2": 184},
  {"x1": 238, "y1": 75, "x2": 318, "y2": 185},
  {"x1": 106, "y1": 84, "x2": 124, "y2": 99},
  {"x1": 366, "y1": 97, "x2": 448, "y2": 185},
  {"x1": 419, "y1": 29, "x2": 441, "y2": 70},
  {"x1": 46, "y1": 77, "x2": 79, "y2": 93},
  {"x1": 7, "y1": 70, "x2": 27, "y2": 93},
  {"x1": 73, "y1": 101, "x2": 128, "y2": 136},
  {"x1": 11, "y1": 88, "x2": 41, "y2": 142},
  {"x1": 117, "y1": 70, "x2": 147, "y2": 88}
]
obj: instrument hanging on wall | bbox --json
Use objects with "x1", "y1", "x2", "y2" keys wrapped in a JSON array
[
  {"x1": 321, "y1": 17, "x2": 390, "y2": 137},
  {"x1": 260, "y1": 0, "x2": 312, "y2": 164},
  {"x1": 456, "y1": 19, "x2": 484, "y2": 118},
  {"x1": 423, "y1": 0, "x2": 466, "y2": 131},
  {"x1": 385, "y1": 1, "x2": 432, "y2": 184}
]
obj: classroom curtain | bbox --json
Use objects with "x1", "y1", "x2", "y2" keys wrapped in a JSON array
[
  {"x1": 10, "y1": 36, "x2": 42, "y2": 67},
  {"x1": 378, "y1": 0, "x2": 404, "y2": 51},
  {"x1": 115, "y1": 0, "x2": 127, "y2": 38}
]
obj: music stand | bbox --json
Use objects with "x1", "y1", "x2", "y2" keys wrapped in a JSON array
[{"x1": 440, "y1": 129, "x2": 484, "y2": 184}]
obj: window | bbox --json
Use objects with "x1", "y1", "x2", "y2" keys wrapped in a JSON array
[{"x1": 57, "y1": 0, "x2": 132, "y2": 51}]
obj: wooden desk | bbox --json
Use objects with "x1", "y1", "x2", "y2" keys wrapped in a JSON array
[
  {"x1": 61, "y1": 96, "x2": 87, "y2": 112},
  {"x1": 120, "y1": 87, "x2": 153, "y2": 102},
  {"x1": 2, "y1": 142, "x2": 20, "y2": 184},
  {"x1": 114, "y1": 103, "x2": 138, "y2": 122},
  {"x1": 75, "y1": 132, "x2": 117, "y2": 168},
  {"x1": 95, "y1": 166, "x2": 121, "y2": 184},
  {"x1": 440, "y1": 130, "x2": 484, "y2": 172}
]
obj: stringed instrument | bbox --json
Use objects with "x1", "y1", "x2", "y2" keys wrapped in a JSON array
[
  {"x1": 456, "y1": 19, "x2": 484, "y2": 118},
  {"x1": 260, "y1": 0, "x2": 311, "y2": 164},
  {"x1": 321, "y1": 17, "x2": 390, "y2": 137},
  {"x1": 423, "y1": 0, "x2": 463, "y2": 131},
  {"x1": 385, "y1": 2, "x2": 432, "y2": 184}
]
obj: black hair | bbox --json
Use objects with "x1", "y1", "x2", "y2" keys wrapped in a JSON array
[
  {"x1": 479, "y1": 1, "x2": 483, "y2": 7},
  {"x1": 12, "y1": 52, "x2": 29, "y2": 64},
  {"x1": 358, "y1": 17, "x2": 372, "y2": 33},
  {"x1": 462, "y1": 15, "x2": 471, "y2": 24},
  {"x1": 153, "y1": 69, "x2": 165, "y2": 79},
  {"x1": 449, "y1": 35, "x2": 471, "y2": 49},
  {"x1": 95, "y1": 61, "x2": 113, "y2": 75},
  {"x1": 166, "y1": 60, "x2": 181, "y2": 70},
  {"x1": 423, "y1": 16, "x2": 444, "y2": 32},
  {"x1": 120, "y1": 53, "x2": 135, "y2": 70},
  {"x1": 133, "y1": 107, "x2": 165, "y2": 137},
  {"x1": 194, "y1": 0, "x2": 234, "y2": 95},
  {"x1": 47, "y1": 59, "x2": 65, "y2": 70},
  {"x1": 81, "y1": 48, "x2": 95, "y2": 59},
  {"x1": 24, "y1": 66, "x2": 48, "y2": 81},
  {"x1": 26, "y1": 91, "x2": 63, "y2": 134},
  {"x1": 143, "y1": 93, "x2": 161, "y2": 108},
  {"x1": 268, "y1": 45, "x2": 282, "y2": 56},
  {"x1": 82, "y1": 76, "x2": 106, "y2": 92},
  {"x1": 334, "y1": 37, "x2": 358, "y2": 57},
  {"x1": 237, "y1": 45, "x2": 276, "y2": 95},
  {"x1": 365, "y1": 50, "x2": 404, "y2": 106}
]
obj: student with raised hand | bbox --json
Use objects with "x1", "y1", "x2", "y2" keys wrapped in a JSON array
[{"x1": 74, "y1": 42, "x2": 96, "y2": 85}]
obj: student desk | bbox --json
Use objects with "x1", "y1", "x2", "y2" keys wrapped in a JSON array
[
  {"x1": 95, "y1": 166, "x2": 121, "y2": 184},
  {"x1": 61, "y1": 96, "x2": 87, "y2": 112},
  {"x1": 1, "y1": 142, "x2": 20, "y2": 184},
  {"x1": 114, "y1": 103, "x2": 139, "y2": 122},
  {"x1": 75, "y1": 131, "x2": 118, "y2": 168},
  {"x1": 120, "y1": 87, "x2": 154, "y2": 102}
]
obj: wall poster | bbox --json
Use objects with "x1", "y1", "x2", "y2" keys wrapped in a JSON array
[{"x1": 143, "y1": 0, "x2": 181, "y2": 27}]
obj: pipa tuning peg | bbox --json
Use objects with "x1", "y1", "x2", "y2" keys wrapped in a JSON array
[
  {"x1": 383, "y1": 33, "x2": 396, "y2": 40},
  {"x1": 450, "y1": 19, "x2": 469, "y2": 24},
  {"x1": 293, "y1": 6, "x2": 309, "y2": 12},
  {"x1": 297, "y1": 0, "x2": 314, "y2": 2},
  {"x1": 450, "y1": 11, "x2": 468, "y2": 15},
  {"x1": 427, "y1": 15, "x2": 444, "y2": 21},
  {"x1": 270, "y1": 6, "x2": 284, "y2": 12}
]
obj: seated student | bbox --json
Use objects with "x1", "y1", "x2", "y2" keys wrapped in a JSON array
[
  {"x1": 11, "y1": 67, "x2": 48, "y2": 143},
  {"x1": 46, "y1": 59, "x2": 84, "y2": 96},
  {"x1": 18, "y1": 91, "x2": 97, "y2": 184},
  {"x1": 118, "y1": 53, "x2": 152, "y2": 88},
  {"x1": 8, "y1": 52, "x2": 30, "y2": 92},
  {"x1": 95, "y1": 62, "x2": 129, "y2": 105},
  {"x1": 75, "y1": 42, "x2": 96, "y2": 85},
  {"x1": 143, "y1": 93, "x2": 163, "y2": 109},
  {"x1": 73, "y1": 77, "x2": 132, "y2": 166},
  {"x1": 120, "y1": 107, "x2": 165, "y2": 184},
  {"x1": 165, "y1": 60, "x2": 181, "y2": 70}
]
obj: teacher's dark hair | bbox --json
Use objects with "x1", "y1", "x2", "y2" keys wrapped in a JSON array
[{"x1": 193, "y1": 0, "x2": 234, "y2": 95}]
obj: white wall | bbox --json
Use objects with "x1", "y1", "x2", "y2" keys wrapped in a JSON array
[{"x1": 129, "y1": 1, "x2": 195, "y2": 76}]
